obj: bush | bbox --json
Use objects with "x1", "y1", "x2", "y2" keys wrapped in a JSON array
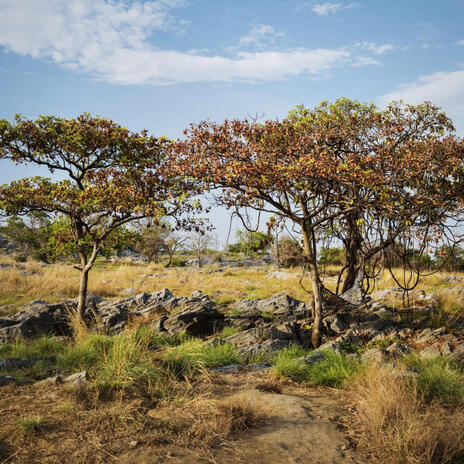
[
  {"x1": 272, "y1": 237, "x2": 303, "y2": 268},
  {"x1": 272, "y1": 345, "x2": 361, "y2": 388},
  {"x1": 403, "y1": 355, "x2": 464, "y2": 405}
]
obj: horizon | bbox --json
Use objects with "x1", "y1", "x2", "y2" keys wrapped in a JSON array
[{"x1": 1, "y1": 0, "x2": 463, "y2": 244}]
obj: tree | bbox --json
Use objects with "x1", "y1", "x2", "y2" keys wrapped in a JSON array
[
  {"x1": 175, "y1": 103, "x2": 383, "y2": 347},
  {"x1": 272, "y1": 236, "x2": 303, "y2": 268},
  {"x1": 134, "y1": 220, "x2": 171, "y2": 263},
  {"x1": 0, "y1": 114, "x2": 200, "y2": 318},
  {"x1": 175, "y1": 98, "x2": 463, "y2": 347},
  {"x1": 227, "y1": 230, "x2": 273, "y2": 256},
  {"x1": 187, "y1": 233, "x2": 212, "y2": 268}
]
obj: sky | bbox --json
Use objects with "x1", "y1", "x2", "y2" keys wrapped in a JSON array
[{"x1": 0, "y1": 0, "x2": 463, "y2": 245}]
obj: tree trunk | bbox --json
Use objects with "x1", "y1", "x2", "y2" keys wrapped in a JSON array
[
  {"x1": 301, "y1": 223, "x2": 323, "y2": 348},
  {"x1": 77, "y1": 268, "x2": 89, "y2": 319},
  {"x1": 341, "y1": 213, "x2": 363, "y2": 293}
]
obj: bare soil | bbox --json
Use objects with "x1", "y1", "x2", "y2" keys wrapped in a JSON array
[{"x1": 0, "y1": 372, "x2": 364, "y2": 464}]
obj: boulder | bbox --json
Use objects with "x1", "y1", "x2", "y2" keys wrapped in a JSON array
[
  {"x1": 419, "y1": 343, "x2": 442, "y2": 359},
  {"x1": 161, "y1": 294, "x2": 223, "y2": 337}
]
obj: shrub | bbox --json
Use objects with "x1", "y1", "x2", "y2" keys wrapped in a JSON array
[{"x1": 272, "y1": 345, "x2": 361, "y2": 388}]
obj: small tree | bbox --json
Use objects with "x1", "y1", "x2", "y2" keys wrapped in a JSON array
[
  {"x1": 187, "y1": 233, "x2": 212, "y2": 268},
  {"x1": 228, "y1": 230, "x2": 272, "y2": 257},
  {"x1": 0, "y1": 114, "x2": 200, "y2": 318},
  {"x1": 272, "y1": 236, "x2": 303, "y2": 268}
]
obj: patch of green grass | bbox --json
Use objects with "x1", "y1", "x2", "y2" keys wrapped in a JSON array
[
  {"x1": 260, "y1": 310, "x2": 275, "y2": 321},
  {"x1": 217, "y1": 325, "x2": 241, "y2": 339},
  {"x1": 272, "y1": 345, "x2": 362, "y2": 388},
  {"x1": 339, "y1": 339, "x2": 365, "y2": 355},
  {"x1": 17, "y1": 415, "x2": 44, "y2": 433},
  {"x1": 403, "y1": 355, "x2": 464, "y2": 405},
  {"x1": 0, "y1": 335, "x2": 66, "y2": 359},
  {"x1": 228, "y1": 308, "x2": 241, "y2": 316},
  {"x1": 160, "y1": 339, "x2": 243, "y2": 379},
  {"x1": 367, "y1": 336, "x2": 397, "y2": 350},
  {"x1": 217, "y1": 296, "x2": 237, "y2": 306}
]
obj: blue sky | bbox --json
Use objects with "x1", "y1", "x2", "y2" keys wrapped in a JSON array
[{"x1": 0, "y1": 0, "x2": 463, "y2": 243}]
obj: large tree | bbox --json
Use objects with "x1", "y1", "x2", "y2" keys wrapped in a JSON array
[
  {"x1": 174, "y1": 98, "x2": 463, "y2": 347},
  {"x1": 0, "y1": 114, "x2": 200, "y2": 317}
]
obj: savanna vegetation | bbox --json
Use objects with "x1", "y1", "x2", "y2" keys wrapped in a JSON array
[{"x1": 1, "y1": 98, "x2": 464, "y2": 463}]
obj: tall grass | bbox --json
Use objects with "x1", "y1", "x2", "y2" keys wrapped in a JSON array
[
  {"x1": 272, "y1": 345, "x2": 361, "y2": 388},
  {"x1": 350, "y1": 364, "x2": 464, "y2": 464}
]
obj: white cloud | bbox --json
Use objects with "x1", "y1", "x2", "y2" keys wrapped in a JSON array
[
  {"x1": 0, "y1": 0, "x2": 373, "y2": 85},
  {"x1": 311, "y1": 2, "x2": 359, "y2": 16},
  {"x1": 457, "y1": 39, "x2": 464, "y2": 46},
  {"x1": 239, "y1": 24, "x2": 284, "y2": 48},
  {"x1": 379, "y1": 70, "x2": 464, "y2": 132},
  {"x1": 356, "y1": 41, "x2": 395, "y2": 55}
]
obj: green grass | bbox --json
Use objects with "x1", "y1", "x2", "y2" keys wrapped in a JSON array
[
  {"x1": 272, "y1": 344, "x2": 362, "y2": 388},
  {"x1": 17, "y1": 415, "x2": 44, "y2": 433},
  {"x1": 403, "y1": 355, "x2": 464, "y2": 405},
  {"x1": 217, "y1": 325, "x2": 241, "y2": 339},
  {"x1": 160, "y1": 339, "x2": 243, "y2": 379}
]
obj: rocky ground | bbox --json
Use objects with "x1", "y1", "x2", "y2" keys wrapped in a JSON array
[{"x1": 1, "y1": 278, "x2": 463, "y2": 463}]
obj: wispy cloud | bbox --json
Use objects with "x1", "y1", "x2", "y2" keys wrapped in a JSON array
[
  {"x1": 457, "y1": 39, "x2": 464, "y2": 46},
  {"x1": 311, "y1": 2, "x2": 360, "y2": 16},
  {"x1": 238, "y1": 24, "x2": 284, "y2": 48},
  {"x1": 379, "y1": 70, "x2": 464, "y2": 131},
  {"x1": 356, "y1": 41, "x2": 395, "y2": 54},
  {"x1": 0, "y1": 0, "x2": 375, "y2": 85}
]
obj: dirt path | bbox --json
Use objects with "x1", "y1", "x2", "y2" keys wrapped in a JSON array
[{"x1": 119, "y1": 373, "x2": 362, "y2": 464}]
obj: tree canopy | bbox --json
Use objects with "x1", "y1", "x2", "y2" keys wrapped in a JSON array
[{"x1": 0, "y1": 113, "x2": 202, "y2": 317}]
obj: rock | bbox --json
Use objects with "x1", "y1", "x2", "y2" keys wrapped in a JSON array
[
  {"x1": 0, "y1": 375, "x2": 16, "y2": 386},
  {"x1": 0, "y1": 357, "x2": 46, "y2": 370},
  {"x1": 0, "y1": 302, "x2": 70, "y2": 343},
  {"x1": 64, "y1": 371, "x2": 88, "y2": 383},
  {"x1": 240, "y1": 339, "x2": 289, "y2": 359},
  {"x1": 162, "y1": 295, "x2": 224, "y2": 337},
  {"x1": 419, "y1": 343, "x2": 442, "y2": 359},
  {"x1": 450, "y1": 344, "x2": 464, "y2": 362},
  {"x1": 386, "y1": 342, "x2": 411, "y2": 358},
  {"x1": 38, "y1": 375, "x2": 63, "y2": 385},
  {"x1": 361, "y1": 348, "x2": 386, "y2": 363},
  {"x1": 301, "y1": 352, "x2": 325, "y2": 365},
  {"x1": 72, "y1": 378, "x2": 88, "y2": 388},
  {"x1": 210, "y1": 362, "x2": 270, "y2": 374},
  {"x1": 268, "y1": 271, "x2": 294, "y2": 280},
  {"x1": 329, "y1": 313, "x2": 348, "y2": 334},
  {"x1": 441, "y1": 341, "x2": 452, "y2": 356},
  {"x1": 415, "y1": 328, "x2": 436, "y2": 344},
  {"x1": 234, "y1": 292, "x2": 307, "y2": 318},
  {"x1": 316, "y1": 340, "x2": 340, "y2": 354}
]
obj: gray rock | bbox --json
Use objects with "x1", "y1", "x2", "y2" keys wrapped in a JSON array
[
  {"x1": 0, "y1": 357, "x2": 46, "y2": 370},
  {"x1": 386, "y1": 342, "x2": 411, "y2": 358},
  {"x1": 361, "y1": 348, "x2": 386, "y2": 363},
  {"x1": 0, "y1": 375, "x2": 16, "y2": 386},
  {"x1": 162, "y1": 296, "x2": 224, "y2": 337},
  {"x1": 64, "y1": 371, "x2": 88, "y2": 383},
  {"x1": 316, "y1": 340, "x2": 341, "y2": 354},
  {"x1": 419, "y1": 343, "x2": 442, "y2": 359},
  {"x1": 301, "y1": 351, "x2": 325, "y2": 365},
  {"x1": 415, "y1": 328, "x2": 436, "y2": 344},
  {"x1": 330, "y1": 313, "x2": 348, "y2": 334},
  {"x1": 240, "y1": 339, "x2": 289, "y2": 359},
  {"x1": 210, "y1": 362, "x2": 270, "y2": 374},
  {"x1": 38, "y1": 375, "x2": 62, "y2": 385},
  {"x1": 450, "y1": 344, "x2": 464, "y2": 362}
]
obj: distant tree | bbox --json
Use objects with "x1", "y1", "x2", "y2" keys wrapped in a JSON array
[
  {"x1": 227, "y1": 230, "x2": 272, "y2": 256},
  {"x1": 164, "y1": 234, "x2": 188, "y2": 267},
  {"x1": 435, "y1": 245, "x2": 464, "y2": 272},
  {"x1": 319, "y1": 247, "x2": 344, "y2": 266},
  {"x1": 0, "y1": 114, "x2": 200, "y2": 318},
  {"x1": 272, "y1": 236, "x2": 303, "y2": 268},
  {"x1": 187, "y1": 233, "x2": 212, "y2": 268},
  {"x1": 0, "y1": 212, "x2": 53, "y2": 261},
  {"x1": 134, "y1": 220, "x2": 171, "y2": 263}
]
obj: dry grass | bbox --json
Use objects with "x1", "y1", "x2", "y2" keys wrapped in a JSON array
[
  {"x1": 180, "y1": 395, "x2": 268, "y2": 445},
  {"x1": 349, "y1": 365, "x2": 464, "y2": 464}
]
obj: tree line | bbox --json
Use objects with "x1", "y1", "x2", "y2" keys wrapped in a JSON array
[{"x1": 1, "y1": 99, "x2": 463, "y2": 347}]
